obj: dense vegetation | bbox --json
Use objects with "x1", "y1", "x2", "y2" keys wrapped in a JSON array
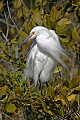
[{"x1": 0, "y1": 0, "x2": 80, "y2": 119}]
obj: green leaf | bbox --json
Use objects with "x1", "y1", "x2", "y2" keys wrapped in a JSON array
[
  {"x1": 57, "y1": 18, "x2": 71, "y2": 26},
  {"x1": 36, "y1": 0, "x2": 42, "y2": 3},
  {"x1": 0, "y1": 27, "x2": 2, "y2": 32},
  {"x1": 15, "y1": 87, "x2": 23, "y2": 97},
  {"x1": 67, "y1": 94, "x2": 76, "y2": 101},
  {"x1": 18, "y1": 30, "x2": 28, "y2": 39},
  {"x1": 56, "y1": 18, "x2": 71, "y2": 34},
  {"x1": 54, "y1": 66, "x2": 62, "y2": 73},
  {"x1": 33, "y1": 8, "x2": 41, "y2": 24},
  {"x1": 0, "y1": 86, "x2": 8, "y2": 98},
  {"x1": 22, "y1": 6, "x2": 29, "y2": 18},
  {"x1": 39, "y1": 97, "x2": 47, "y2": 111},
  {"x1": 14, "y1": 0, "x2": 21, "y2": 9},
  {"x1": 60, "y1": 108, "x2": 64, "y2": 116},
  {"x1": 72, "y1": 100, "x2": 78, "y2": 109},
  {"x1": 0, "y1": 1, "x2": 4, "y2": 11},
  {"x1": 17, "y1": 8, "x2": 22, "y2": 18},
  {"x1": 72, "y1": 27, "x2": 78, "y2": 40},
  {"x1": 60, "y1": 87, "x2": 68, "y2": 99},
  {"x1": 0, "y1": 95, "x2": 8, "y2": 102},
  {"x1": 56, "y1": 24, "x2": 66, "y2": 34},
  {"x1": 69, "y1": 76, "x2": 80, "y2": 88},
  {"x1": 43, "y1": 1, "x2": 47, "y2": 6},
  {"x1": 38, "y1": 109, "x2": 43, "y2": 113},
  {"x1": 44, "y1": 14, "x2": 52, "y2": 29},
  {"x1": 59, "y1": 35, "x2": 70, "y2": 42},
  {"x1": 5, "y1": 103, "x2": 16, "y2": 113},
  {"x1": 24, "y1": 22, "x2": 29, "y2": 33},
  {"x1": 54, "y1": 95, "x2": 66, "y2": 105},
  {"x1": 47, "y1": 86, "x2": 54, "y2": 98},
  {"x1": 10, "y1": 28, "x2": 15, "y2": 35},
  {"x1": 8, "y1": 92, "x2": 16, "y2": 102},
  {"x1": 72, "y1": 87, "x2": 80, "y2": 94},
  {"x1": 50, "y1": 6, "x2": 59, "y2": 22},
  {"x1": 47, "y1": 110, "x2": 53, "y2": 115},
  {"x1": 11, "y1": 39, "x2": 17, "y2": 44}
]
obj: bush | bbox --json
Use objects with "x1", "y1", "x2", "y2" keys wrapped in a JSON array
[{"x1": 0, "y1": 0, "x2": 80, "y2": 119}]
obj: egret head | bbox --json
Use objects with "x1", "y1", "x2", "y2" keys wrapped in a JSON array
[{"x1": 19, "y1": 26, "x2": 50, "y2": 47}]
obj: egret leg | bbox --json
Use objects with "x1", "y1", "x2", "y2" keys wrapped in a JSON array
[
  {"x1": 39, "y1": 81, "x2": 42, "y2": 89},
  {"x1": 39, "y1": 80, "x2": 43, "y2": 95},
  {"x1": 46, "y1": 82, "x2": 49, "y2": 87}
]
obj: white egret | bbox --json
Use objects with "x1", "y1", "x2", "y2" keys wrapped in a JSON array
[{"x1": 20, "y1": 26, "x2": 69, "y2": 88}]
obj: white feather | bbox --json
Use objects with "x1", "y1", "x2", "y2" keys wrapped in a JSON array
[{"x1": 24, "y1": 26, "x2": 69, "y2": 85}]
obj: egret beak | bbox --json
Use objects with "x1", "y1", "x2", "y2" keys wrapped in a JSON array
[{"x1": 19, "y1": 35, "x2": 31, "y2": 47}]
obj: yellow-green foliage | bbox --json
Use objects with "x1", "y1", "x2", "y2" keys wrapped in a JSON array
[{"x1": 0, "y1": 0, "x2": 80, "y2": 119}]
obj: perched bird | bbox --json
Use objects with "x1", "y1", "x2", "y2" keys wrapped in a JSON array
[{"x1": 20, "y1": 26, "x2": 69, "y2": 88}]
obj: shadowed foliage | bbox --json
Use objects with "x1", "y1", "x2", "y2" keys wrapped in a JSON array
[{"x1": 0, "y1": 0, "x2": 80, "y2": 120}]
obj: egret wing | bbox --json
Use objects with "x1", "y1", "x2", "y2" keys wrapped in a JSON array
[
  {"x1": 37, "y1": 37, "x2": 69, "y2": 70},
  {"x1": 49, "y1": 30, "x2": 72, "y2": 58},
  {"x1": 49, "y1": 30, "x2": 60, "y2": 43}
]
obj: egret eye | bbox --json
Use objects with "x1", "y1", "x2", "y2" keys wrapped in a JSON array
[{"x1": 30, "y1": 32, "x2": 35, "y2": 36}]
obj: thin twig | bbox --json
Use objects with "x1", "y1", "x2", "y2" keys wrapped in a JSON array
[
  {"x1": 2, "y1": 31, "x2": 15, "y2": 73},
  {"x1": 7, "y1": 1, "x2": 18, "y2": 31},
  {"x1": 0, "y1": 19, "x2": 15, "y2": 27},
  {"x1": 2, "y1": 32, "x2": 8, "y2": 43},
  {"x1": 0, "y1": 112, "x2": 2, "y2": 120},
  {"x1": 21, "y1": 0, "x2": 41, "y2": 24},
  {"x1": 4, "y1": 12, "x2": 9, "y2": 39},
  {"x1": 0, "y1": 111, "x2": 14, "y2": 120}
]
